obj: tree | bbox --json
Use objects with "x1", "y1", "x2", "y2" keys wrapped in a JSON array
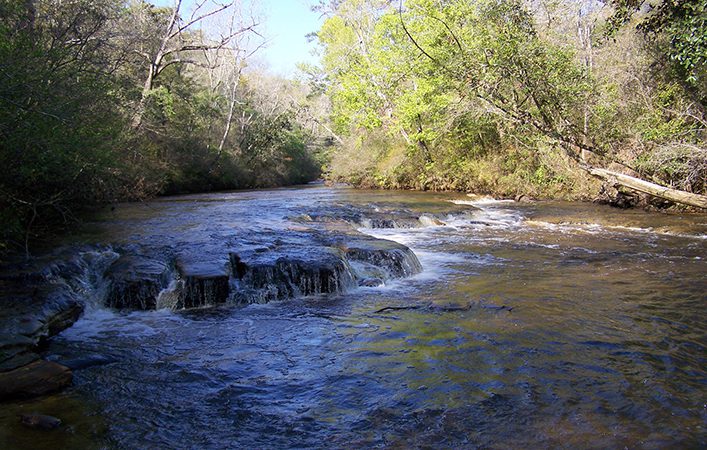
[
  {"x1": 317, "y1": 0, "x2": 706, "y2": 205},
  {"x1": 0, "y1": 0, "x2": 126, "y2": 255},
  {"x1": 129, "y1": 0, "x2": 260, "y2": 129},
  {"x1": 607, "y1": 0, "x2": 707, "y2": 108}
]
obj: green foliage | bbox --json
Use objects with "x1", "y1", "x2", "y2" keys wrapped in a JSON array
[
  {"x1": 608, "y1": 0, "x2": 707, "y2": 101},
  {"x1": 317, "y1": 0, "x2": 597, "y2": 197},
  {"x1": 0, "y1": 0, "x2": 322, "y2": 256},
  {"x1": 0, "y1": 0, "x2": 129, "y2": 253},
  {"x1": 317, "y1": 0, "x2": 706, "y2": 201}
]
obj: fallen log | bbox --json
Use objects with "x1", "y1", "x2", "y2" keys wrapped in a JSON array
[{"x1": 589, "y1": 167, "x2": 707, "y2": 209}]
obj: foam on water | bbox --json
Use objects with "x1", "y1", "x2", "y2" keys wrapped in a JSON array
[
  {"x1": 450, "y1": 199, "x2": 525, "y2": 228},
  {"x1": 526, "y1": 219, "x2": 707, "y2": 240},
  {"x1": 60, "y1": 307, "x2": 181, "y2": 341}
]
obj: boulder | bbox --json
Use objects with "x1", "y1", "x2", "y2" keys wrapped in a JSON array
[
  {"x1": 230, "y1": 246, "x2": 355, "y2": 303},
  {"x1": 324, "y1": 231, "x2": 423, "y2": 278}
]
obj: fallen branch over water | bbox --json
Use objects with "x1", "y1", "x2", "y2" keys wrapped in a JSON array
[
  {"x1": 374, "y1": 305, "x2": 423, "y2": 313},
  {"x1": 373, "y1": 302, "x2": 513, "y2": 314},
  {"x1": 589, "y1": 167, "x2": 707, "y2": 209}
]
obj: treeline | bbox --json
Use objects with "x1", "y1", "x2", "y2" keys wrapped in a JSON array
[
  {"x1": 0, "y1": 0, "x2": 327, "y2": 255},
  {"x1": 311, "y1": 0, "x2": 706, "y2": 203}
]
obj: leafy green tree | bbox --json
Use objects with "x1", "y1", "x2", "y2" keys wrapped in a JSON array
[
  {"x1": 0, "y1": 0, "x2": 127, "y2": 255},
  {"x1": 607, "y1": 0, "x2": 707, "y2": 107}
]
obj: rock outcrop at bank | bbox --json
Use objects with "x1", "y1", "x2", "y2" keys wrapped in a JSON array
[
  {"x1": 0, "y1": 248, "x2": 116, "y2": 373},
  {"x1": 0, "y1": 247, "x2": 120, "y2": 399}
]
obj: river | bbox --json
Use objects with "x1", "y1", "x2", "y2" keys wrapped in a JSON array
[{"x1": 1, "y1": 184, "x2": 705, "y2": 448}]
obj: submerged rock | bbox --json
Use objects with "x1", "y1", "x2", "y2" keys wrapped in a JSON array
[
  {"x1": 358, "y1": 277, "x2": 384, "y2": 287},
  {"x1": 0, "y1": 360, "x2": 72, "y2": 400},
  {"x1": 19, "y1": 413, "x2": 62, "y2": 430},
  {"x1": 58, "y1": 354, "x2": 118, "y2": 371},
  {"x1": 295, "y1": 202, "x2": 477, "y2": 229}
]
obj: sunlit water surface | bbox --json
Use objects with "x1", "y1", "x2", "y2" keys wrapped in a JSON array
[{"x1": 2, "y1": 185, "x2": 705, "y2": 448}]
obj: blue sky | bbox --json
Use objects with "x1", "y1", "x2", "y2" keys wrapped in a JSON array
[
  {"x1": 259, "y1": 1, "x2": 323, "y2": 77},
  {"x1": 152, "y1": 0, "x2": 323, "y2": 78}
]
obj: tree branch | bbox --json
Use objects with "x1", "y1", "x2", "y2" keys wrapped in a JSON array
[{"x1": 170, "y1": 1, "x2": 234, "y2": 40}]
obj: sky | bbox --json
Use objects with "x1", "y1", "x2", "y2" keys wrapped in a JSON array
[
  {"x1": 258, "y1": 1, "x2": 323, "y2": 77},
  {"x1": 152, "y1": 0, "x2": 324, "y2": 78}
]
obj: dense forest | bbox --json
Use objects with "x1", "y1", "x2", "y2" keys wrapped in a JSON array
[
  {"x1": 1, "y1": 0, "x2": 706, "y2": 255},
  {"x1": 0, "y1": 0, "x2": 329, "y2": 255}
]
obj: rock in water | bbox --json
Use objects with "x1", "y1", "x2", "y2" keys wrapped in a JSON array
[
  {"x1": 0, "y1": 360, "x2": 72, "y2": 400},
  {"x1": 230, "y1": 247, "x2": 356, "y2": 303},
  {"x1": 0, "y1": 280, "x2": 83, "y2": 372},
  {"x1": 105, "y1": 253, "x2": 172, "y2": 310},
  {"x1": 175, "y1": 257, "x2": 230, "y2": 308},
  {"x1": 58, "y1": 354, "x2": 117, "y2": 371},
  {"x1": 325, "y1": 232, "x2": 423, "y2": 278},
  {"x1": 19, "y1": 413, "x2": 62, "y2": 430}
]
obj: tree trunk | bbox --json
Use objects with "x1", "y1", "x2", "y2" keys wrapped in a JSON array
[
  {"x1": 131, "y1": 64, "x2": 155, "y2": 130},
  {"x1": 218, "y1": 68, "x2": 241, "y2": 154},
  {"x1": 589, "y1": 167, "x2": 707, "y2": 209},
  {"x1": 131, "y1": 0, "x2": 178, "y2": 130},
  {"x1": 578, "y1": 10, "x2": 593, "y2": 163}
]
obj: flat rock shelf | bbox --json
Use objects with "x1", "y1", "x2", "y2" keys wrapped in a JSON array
[{"x1": 0, "y1": 190, "x2": 445, "y2": 395}]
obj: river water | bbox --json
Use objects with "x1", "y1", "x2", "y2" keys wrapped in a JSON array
[{"x1": 2, "y1": 185, "x2": 705, "y2": 448}]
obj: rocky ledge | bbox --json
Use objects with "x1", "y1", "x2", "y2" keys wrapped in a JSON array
[
  {"x1": 0, "y1": 213, "x2": 430, "y2": 399},
  {"x1": 292, "y1": 201, "x2": 476, "y2": 229},
  {"x1": 0, "y1": 247, "x2": 120, "y2": 399},
  {"x1": 101, "y1": 226, "x2": 422, "y2": 309}
]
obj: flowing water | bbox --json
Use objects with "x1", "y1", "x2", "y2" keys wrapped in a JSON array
[{"x1": 2, "y1": 185, "x2": 706, "y2": 448}]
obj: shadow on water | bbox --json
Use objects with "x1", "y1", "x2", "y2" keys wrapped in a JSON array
[{"x1": 2, "y1": 186, "x2": 705, "y2": 448}]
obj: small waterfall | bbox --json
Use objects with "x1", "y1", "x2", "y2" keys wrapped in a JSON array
[
  {"x1": 179, "y1": 274, "x2": 230, "y2": 309},
  {"x1": 156, "y1": 279, "x2": 183, "y2": 310},
  {"x1": 354, "y1": 217, "x2": 421, "y2": 229},
  {"x1": 0, "y1": 246, "x2": 121, "y2": 371},
  {"x1": 230, "y1": 249, "x2": 357, "y2": 303},
  {"x1": 450, "y1": 199, "x2": 524, "y2": 228},
  {"x1": 47, "y1": 247, "x2": 120, "y2": 310},
  {"x1": 345, "y1": 246, "x2": 422, "y2": 278},
  {"x1": 104, "y1": 253, "x2": 172, "y2": 311},
  {"x1": 30, "y1": 233, "x2": 424, "y2": 312},
  {"x1": 418, "y1": 215, "x2": 446, "y2": 227}
]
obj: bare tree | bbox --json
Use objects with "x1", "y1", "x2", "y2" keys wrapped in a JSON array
[
  {"x1": 216, "y1": 33, "x2": 267, "y2": 154},
  {"x1": 130, "y1": 0, "x2": 259, "y2": 129}
]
